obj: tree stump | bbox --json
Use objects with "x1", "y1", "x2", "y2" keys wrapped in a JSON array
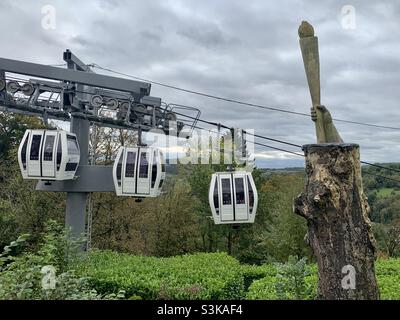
[{"x1": 294, "y1": 144, "x2": 380, "y2": 300}]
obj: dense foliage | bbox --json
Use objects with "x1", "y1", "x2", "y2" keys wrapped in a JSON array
[
  {"x1": 75, "y1": 250, "x2": 245, "y2": 300},
  {"x1": 1, "y1": 223, "x2": 400, "y2": 300},
  {"x1": 0, "y1": 221, "x2": 122, "y2": 300},
  {"x1": 0, "y1": 113, "x2": 310, "y2": 264},
  {"x1": 74, "y1": 250, "x2": 400, "y2": 300},
  {"x1": 363, "y1": 164, "x2": 400, "y2": 257},
  {"x1": 246, "y1": 258, "x2": 400, "y2": 300},
  {"x1": 1, "y1": 113, "x2": 400, "y2": 300}
]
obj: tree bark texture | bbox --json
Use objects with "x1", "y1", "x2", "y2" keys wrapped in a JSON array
[{"x1": 294, "y1": 144, "x2": 380, "y2": 300}]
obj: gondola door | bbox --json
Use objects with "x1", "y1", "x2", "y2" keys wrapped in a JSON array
[
  {"x1": 18, "y1": 130, "x2": 30, "y2": 178},
  {"x1": 137, "y1": 149, "x2": 151, "y2": 195},
  {"x1": 27, "y1": 130, "x2": 44, "y2": 177},
  {"x1": 41, "y1": 131, "x2": 58, "y2": 178},
  {"x1": 219, "y1": 174, "x2": 234, "y2": 222},
  {"x1": 232, "y1": 173, "x2": 249, "y2": 221},
  {"x1": 122, "y1": 149, "x2": 137, "y2": 194}
]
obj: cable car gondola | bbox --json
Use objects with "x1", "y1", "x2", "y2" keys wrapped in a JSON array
[
  {"x1": 18, "y1": 129, "x2": 80, "y2": 180},
  {"x1": 113, "y1": 146, "x2": 166, "y2": 197},
  {"x1": 209, "y1": 171, "x2": 258, "y2": 224}
]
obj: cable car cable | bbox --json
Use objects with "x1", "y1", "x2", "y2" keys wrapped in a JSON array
[
  {"x1": 7, "y1": 73, "x2": 400, "y2": 176},
  {"x1": 5, "y1": 66, "x2": 400, "y2": 131},
  {"x1": 184, "y1": 114, "x2": 400, "y2": 175},
  {"x1": 6, "y1": 72, "x2": 400, "y2": 132},
  {"x1": 88, "y1": 64, "x2": 309, "y2": 117},
  {"x1": 362, "y1": 171, "x2": 400, "y2": 184},
  {"x1": 188, "y1": 118, "x2": 400, "y2": 176},
  {"x1": 249, "y1": 141, "x2": 305, "y2": 157},
  {"x1": 188, "y1": 122, "x2": 304, "y2": 157},
  {"x1": 89, "y1": 63, "x2": 400, "y2": 131},
  {"x1": 251, "y1": 141, "x2": 400, "y2": 184},
  {"x1": 251, "y1": 139, "x2": 400, "y2": 175},
  {"x1": 186, "y1": 122, "x2": 304, "y2": 157},
  {"x1": 173, "y1": 111, "x2": 303, "y2": 148},
  {"x1": 360, "y1": 161, "x2": 400, "y2": 174},
  {"x1": 252, "y1": 141, "x2": 400, "y2": 177}
]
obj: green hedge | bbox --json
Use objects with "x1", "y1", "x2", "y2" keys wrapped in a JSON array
[
  {"x1": 74, "y1": 251, "x2": 400, "y2": 300},
  {"x1": 246, "y1": 276, "x2": 278, "y2": 300},
  {"x1": 74, "y1": 250, "x2": 245, "y2": 300},
  {"x1": 376, "y1": 259, "x2": 400, "y2": 300},
  {"x1": 240, "y1": 264, "x2": 277, "y2": 290},
  {"x1": 246, "y1": 259, "x2": 400, "y2": 300},
  {"x1": 246, "y1": 274, "x2": 317, "y2": 300}
]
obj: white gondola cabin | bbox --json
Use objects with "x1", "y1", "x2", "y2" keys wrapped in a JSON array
[
  {"x1": 209, "y1": 171, "x2": 258, "y2": 224},
  {"x1": 113, "y1": 146, "x2": 166, "y2": 197},
  {"x1": 18, "y1": 129, "x2": 80, "y2": 180}
]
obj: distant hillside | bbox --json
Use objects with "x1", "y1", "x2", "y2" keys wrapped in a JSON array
[{"x1": 259, "y1": 167, "x2": 305, "y2": 175}]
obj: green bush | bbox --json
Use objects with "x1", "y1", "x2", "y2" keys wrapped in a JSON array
[
  {"x1": 0, "y1": 220, "x2": 122, "y2": 300},
  {"x1": 274, "y1": 256, "x2": 316, "y2": 300},
  {"x1": 246, "y1": 259, "x2": 400, "y2": 300},
  {"x1": 246, "y1": 276, "x2": 277, "y2": 300},
  {"x1": 246, "y1": 256, "x2": 317, "y2": 300},
  {"x1": 375, "y1": 259, "x2": 400, "y2": 300},
  {"x1": 74, "y1": 250, "x2": 245, "y2": 300},
  {"x1": 3, "y1": 220, "x2": 400, "y2": 300},
  {"x1": 377, "y1": 275, "x2": 400, "y2": 300},
  {"x1": 240, "y1": 264, "x2": 277, "y2": 290},
  {"x1": 77, "y1": 251, "x2": 400, "y2": 300},
  {"x1": 375, "y1": 258, "x2": 400, "y2": 276}
]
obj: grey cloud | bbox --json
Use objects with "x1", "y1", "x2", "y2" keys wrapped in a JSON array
[{"x1": 177, "y1": 24, "x2": 237, "y2": 48}]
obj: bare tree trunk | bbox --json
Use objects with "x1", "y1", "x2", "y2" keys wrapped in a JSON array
[
  {"x1": 201, "y1": 233, "x2": 206, "y2": 252},
  {"x1": 294, "y1": 144, "x2": 380, "y2": 300}
]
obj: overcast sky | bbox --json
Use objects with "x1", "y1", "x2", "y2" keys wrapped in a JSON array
[{"x1": 1, "y1": 0, "x2": 400, "y2": 168}]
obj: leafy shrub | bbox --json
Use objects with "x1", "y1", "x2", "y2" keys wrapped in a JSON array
[
  {"x1": 375, "y1": 258, "x2": 400, "y2": 276},
  {"x1": 246, "y1": 256, "x2": 316, "y2": 300},
  {"x1": 3, "y1": 221, "x2": 400, "y2": 300},
  {"x1": 75, "y1": 251, "x2": 400, "y2": 300},
  {"x1": 375, "y1": 259, "x2": 400, "y2": 299},
  {"x1": 246, "y1": 258, "x2": 400, "y2": 300},
  {"x1": 245, "y1": 276, "x2": 277, "y2": 300},
  {"x1": 74, "y1": 250, "x2": 245, "y2": 300},
  {"x1": 240, "y1": 264, "x2": 277, "y2": 290},
  {"x1": 0, "y1": 220, "x2": 122, "y2": 300},
  {"x1": 377, "y1": 275, "x2": 400, "y2": 300},
  {"x1": 274, "y1": 256, "x2": 316, "y2": 300}
]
